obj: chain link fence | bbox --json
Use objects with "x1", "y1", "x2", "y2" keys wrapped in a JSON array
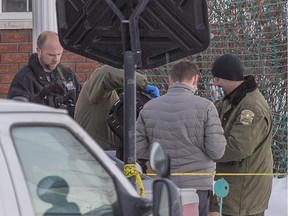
[{"x1": 143, "y1": 0, "x2": 287, "y2": 174}]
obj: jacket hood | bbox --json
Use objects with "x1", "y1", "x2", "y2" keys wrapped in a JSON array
[{"x1": 28, "y1": 53, "x2": 47, "y2": 83}]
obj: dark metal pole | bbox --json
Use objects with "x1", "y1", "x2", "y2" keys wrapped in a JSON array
[
  {"x1": 105, "y1": 0, "x2": 150, "y2": 186},
  {"x1": 105, "y1": 0, "x2": 136, "y2": 185},
  {"x1": 123, "y1": 51, "x2": 136, "y2": 184},
  {"x1": 129, "y1": 0, "x2": 150, "y2": 68},
  {"x1": 122, "y1": 0, "x2": 150, "y2": 186}
]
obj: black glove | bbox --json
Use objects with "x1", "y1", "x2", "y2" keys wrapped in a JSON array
[
  {"x1": 39, "y1": 83, "x2": 65, "y2": 98},
  {"x1": 34, "y1": 83, "x2": 65, "y2": 103}
]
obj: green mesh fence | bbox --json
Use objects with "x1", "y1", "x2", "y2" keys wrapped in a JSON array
[{"x1": 144, "y1": 0, "x2": 287, "y2": 174}]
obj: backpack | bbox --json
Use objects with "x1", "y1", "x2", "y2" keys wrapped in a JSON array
[{"x1": 107, "y1": 91, "x2": 152, "y2": 141}]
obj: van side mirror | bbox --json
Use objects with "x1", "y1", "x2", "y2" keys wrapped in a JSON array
[
  {"x1": 153, "y1": 179, "x2": 182, "y2": 216},
  {"x1": 150, "y1": 142, "x2": 182, "y2": 216},
  {"x1": 150, "y1": 142, "x2": 170, "y2": 178}
]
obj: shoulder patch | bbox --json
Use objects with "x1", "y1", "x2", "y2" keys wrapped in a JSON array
[
  {"x1": 64, "y1": 81, "x2": 76, "y2": 90},
  {"x1": 240, "y1": 109, "x2": 255, "y2": 125}
]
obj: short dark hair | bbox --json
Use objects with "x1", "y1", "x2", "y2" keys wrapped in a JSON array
[{"x1": 170, "y1": 60, "x2": 199, "y2": 82}]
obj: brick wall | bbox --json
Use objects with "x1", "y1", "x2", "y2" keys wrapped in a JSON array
[{"x1": 0, "y1": 29, "x2": 100, "y2": 98}]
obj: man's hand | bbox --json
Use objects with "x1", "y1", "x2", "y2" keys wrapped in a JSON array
[{"x1": 145, "y1": 85, "x2": 160, "y2": 98}]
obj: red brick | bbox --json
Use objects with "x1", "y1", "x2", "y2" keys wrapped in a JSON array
[
  {"x1": 0, "y1": 74, "x2": 14, "y2": 84},
  {"x1": 76, "y1": 63, "x2": 98, "y2": 73},
  {"x1": 0, "y1": 53, "x2": 29, "y2": 63},
  {"x1": 18, "y1": 43, "x2": 33, "y2": 53},
  {"x1": 86, "y1": 57, "x2": 97, "y2": 62},
  {"x1": 61, "y1": 63, "x2": 76, "y2": 72},
  {"x1": 76, "y1": 73, "x2": 87, "y2": 82},
  {"x1": 61, "y1": 53, "x2": 86, "y2": 62},
  {"x1": 27, "y1": 32, "x2": 33, "y2": 42},
  {"x1": 0, "y1": 84, "x2": 9, "y2": 95},
  {"x1": 0, "y1": 44, "x2": 17, "y2": 53},
  {"x1": 1, "y1": 33, "x2": 29, "y2": 43},
  {"x1": 0, "y1": 64, "x2": 18, "y2": 74},
  {"x1": 19, "y1": 63, "x2": 28, "y2": 70}
]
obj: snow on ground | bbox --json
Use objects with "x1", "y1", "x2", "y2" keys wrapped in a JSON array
[{"x1": 265, "y1": 176, "x2": 287, "y2": 216}]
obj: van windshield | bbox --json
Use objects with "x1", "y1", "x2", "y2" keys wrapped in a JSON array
[{"x1": 12, "y1": 126, "x2": 120, "y2": 216}]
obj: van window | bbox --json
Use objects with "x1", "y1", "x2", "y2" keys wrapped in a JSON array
[{"x1": 12, "y1": 126, "x2": 120, "y2": 216}]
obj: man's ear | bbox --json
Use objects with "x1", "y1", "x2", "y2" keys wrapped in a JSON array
[
  {"x1": 36, "y1": 46, "x2": 41, "y2": 55},
  {"x1": 191, "y1": 75, "x2": 198, "y2": 86}
]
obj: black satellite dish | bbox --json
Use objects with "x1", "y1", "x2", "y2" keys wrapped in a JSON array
[{"x1": 56, "y1": 0, "x2": 210, "y2": 69}]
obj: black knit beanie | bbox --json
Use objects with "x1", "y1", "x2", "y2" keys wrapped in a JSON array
[{"x1": 212, "y1": 54, "x2": 244, "y2": 81}]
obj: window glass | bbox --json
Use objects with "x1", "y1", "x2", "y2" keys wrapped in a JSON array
[
  {"x1": 12, "y1": 126, "x2": 120, "y2": 216},
  {"x1": 2, "y1": 0, "x2": 32, "y2": 12}
]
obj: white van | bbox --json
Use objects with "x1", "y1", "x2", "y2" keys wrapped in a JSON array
[{"x1": 0, "y1": 99, "x2": 182, "y2": 216}]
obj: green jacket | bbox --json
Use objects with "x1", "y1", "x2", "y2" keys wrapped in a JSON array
[
  {"x1": 210, "y1": 76, "x2": 273, "y2": 215},
  {"x1": 74, "y1": 65, "x2": 147, "y2": 157}
]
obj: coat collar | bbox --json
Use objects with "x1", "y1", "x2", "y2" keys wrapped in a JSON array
[
  {"x1": 28, "y1": 53, "x2": 45, "y2": 75},
  {"x1": 223, "y1": 75, "x2": 257, "y2": 105},
  {"x1": 28, "y1": 53, "x2": 60, "y2": 85},
  {"x1": 168, "y1": 83, "x2": 195, "y2": 94}
]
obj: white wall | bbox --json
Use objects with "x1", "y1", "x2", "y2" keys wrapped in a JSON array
[{"x1": 32, "y1": 0, "x2": 58, "y2": 51}]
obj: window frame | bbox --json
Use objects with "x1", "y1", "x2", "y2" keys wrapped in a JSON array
[{"x1": 0, "y1": 0, "x2": 32, "y2": 29}]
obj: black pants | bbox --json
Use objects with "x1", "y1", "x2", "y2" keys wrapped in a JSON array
[{"x1": 197, "y1": 190, "x2": 210, "y2": 216}]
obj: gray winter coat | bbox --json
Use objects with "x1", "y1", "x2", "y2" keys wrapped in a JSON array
[{"x1": 137, "y1": 83, "x2": 226, "y2": 190}]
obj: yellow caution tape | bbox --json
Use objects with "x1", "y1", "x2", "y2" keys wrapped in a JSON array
[
  {"x1": 146, "y1": 172, "x2": 287, "y2": 176},
  {"x1": 135, "y1": 171, "x2": 145, "y2": 198},
  {"x1": 124, "y1": 164, "x2": 137, "y2": 178},
  {"x1": 124, "y1": 164, "x2": 145, "y2": 198}
]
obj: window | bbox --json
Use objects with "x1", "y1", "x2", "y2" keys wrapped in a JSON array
[
  {"x1": 12, "y1": 126, "x2": 120, "y2": 216},
  {"x1": 2, "y1": 0, "x2": 32, "y2": 12},
  {"x1": 0, "y1": 0, "x2": 32, "y2": 29}
]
